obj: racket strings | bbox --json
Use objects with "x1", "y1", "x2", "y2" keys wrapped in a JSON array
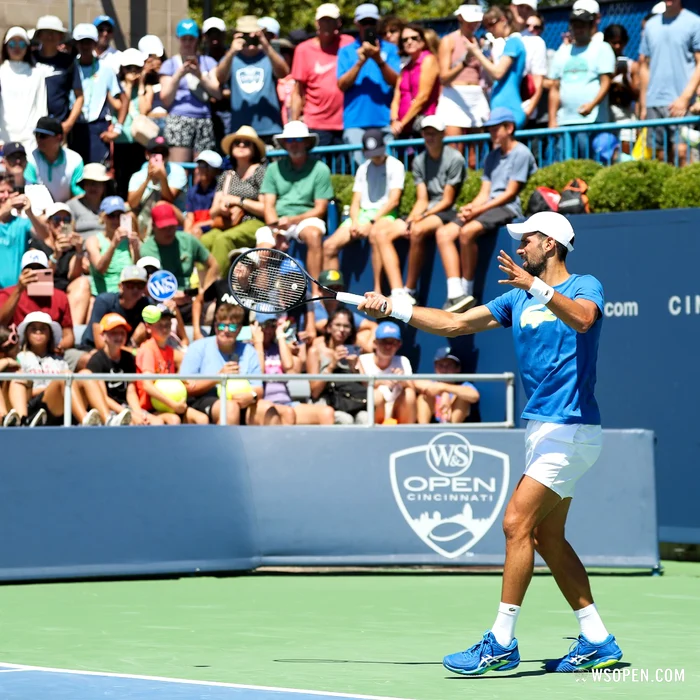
[{"x1": 229, "y1": 249, "x2": 308, "y2": 313}]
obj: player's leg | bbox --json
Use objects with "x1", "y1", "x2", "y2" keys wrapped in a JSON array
[{"x1": 405, "y1": 215, "x2": 442, "y2": 293}]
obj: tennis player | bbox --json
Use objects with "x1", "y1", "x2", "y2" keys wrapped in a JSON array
[{"x1": 359, "y1": 211, "x2": 623, "y2": 675}]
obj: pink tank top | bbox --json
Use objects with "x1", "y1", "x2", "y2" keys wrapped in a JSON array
[
  {"x1": 449, "y1": 31, "x2": 481, "y2": 85},
  {"x1": 398, "y1": 50, "x2": 440, "y2": 122}
]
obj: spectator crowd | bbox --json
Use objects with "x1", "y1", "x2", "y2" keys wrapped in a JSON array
[{"x1": 0, "y1": 1, "x2": 697, "y2": 427}]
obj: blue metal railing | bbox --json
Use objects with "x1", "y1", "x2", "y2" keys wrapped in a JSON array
[{"x1": 181, "y1": 116, "x2": 700, "y2": 180}]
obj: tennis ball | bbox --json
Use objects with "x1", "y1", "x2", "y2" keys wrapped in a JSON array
[
  {"x1": 151, "y1": 378, "x2": 188, "y2": 413},
  {"x1": 217, "y1": 379, "x2": 253, "y2": 399}
]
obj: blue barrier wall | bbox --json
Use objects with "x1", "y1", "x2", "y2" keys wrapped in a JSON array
[
  {"x1": 0, "y1": 427, "x2": 657, "y2": 581},
  {"x1": 334, "y1": 208, "x2": 699, "y2": 543}
]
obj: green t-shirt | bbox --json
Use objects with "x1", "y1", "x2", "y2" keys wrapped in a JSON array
[
  {"x1": 260, "y1": 158, "x2": 333, "y2": 218},
  {"x1": 140, "y1": 230, "x2": 210, "y2": 289}
]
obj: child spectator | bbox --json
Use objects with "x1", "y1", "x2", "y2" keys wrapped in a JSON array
[
  {"x1": 184, "y1": 150, "x2": 222, "y2": 238},
  {"x1": 0, "y1": 324, "x2": 21, "y2": 426},
  {"x1": 68, "y1": 163, "x2": 111, "y2": 239}
]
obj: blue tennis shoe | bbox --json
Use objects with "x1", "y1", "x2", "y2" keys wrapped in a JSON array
[
  {"x1": 545, "y1": 634, "x2": 623, "y2": 672},
  {"x1": 443, "y1": 631, "x2": 520, "y2": 675}
]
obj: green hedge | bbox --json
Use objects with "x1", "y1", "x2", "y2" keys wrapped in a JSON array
[
  {"x1": 587, "y1": 160, "x2": 674, "y2": 212},
  {"x1": 660, "y1": 163, "x2": 700, "y2": 209},
  {"x1": 521, "y1": 160, "x2": 603, "y2": 213}
]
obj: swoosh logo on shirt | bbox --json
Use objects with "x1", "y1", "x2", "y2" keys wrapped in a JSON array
[{"x1": 314, "y1": 61, "x2": 336, "y2": 75}]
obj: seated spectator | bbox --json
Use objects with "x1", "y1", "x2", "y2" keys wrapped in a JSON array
[
  {"x1": 38, "y1": 203, "x2": 91, "y2": 324},
  {"x1": 323, "y1": 130, "x2": 404, "y2": 292},
  {"x1": 291, "y1": 4, "x2": 353, "y2": 147},
  {"x1": 252, "y1": 312, "x2": 335, "y2": 425},
  {"x1": 184, "y1": 150, "x2": 223, "y2": 238},
  {"x1": 358, "y1": 321, "x2": 415, "y2": 424},
  {"x1": 67, "y1": 163, "x2": 111, "y2": 239},
  {"x1": 80, "y1": 264, "x2": 150, "y2": 350},
  {"x1": 0, "y1": 250, "x2": 75, "y2": 358},
  {"x1": 9, "y1": 311, "x2": 100, "y2": 426},
  {"x1": 414, "y1": 346, "x2": 480, "y2": 424},
  {"x1": 86, "y1": 196, "x2": 141, "y2": 296},
  {"x1": 390, "y1": 24, "x2": 440, "y2": 139},
  {"x1": 312, "y1": 270, "x2": 377, "y2": 352},
  {"x1": 604, "y1": 24, "x2": 639, "y2": 153},
  {"x1": 80, "y1": 313, "x2": 160, "y2": 425},
  {"x1": 160, "y1": 19, "x2": 221, "y2": 162},
  {"x1": 215, "y1": 16, "x2": 289, "y2": 144},
  {"x1": 203, "y1": 126, "x2": 268, "y2": 274},
  {"x1": 0, "y1": 324, "x2": 21, "y2": 426},
  {"x1": 70, "y1": 23, "x2": 126, "y2": 165},
  {"x1": 307, "y1": 307, "x2": 369, "y2": 425},
  {"x1": 0, "y1": 176, "x2": 49, "y2": 290},
  {"x1": 548, "y1": 6, "x2": 615, "y2": 156},
  {"x1": 257, "y1": 121, "x2": 333, "y2": 292},
  {"x1": 113, "y1": 48, "x2": 148, "y2": 198},
  {"x1": 379, "y1": 14, "x2": 404, "y2": 49},
  {"x1": 127, "y1": 135, "x2": 188, "y2": 234},
  {"x1": 437, "y1": 5, "x2": 489, "y2": 163},
  {"x1": 25, "y1": 117, "x2": 85, "y2": 204},
  {"x1": 32, "y1": 16, "x2": 84, "y2": 138},
  {"x1": 337, "y1": 3, "x2": 401, "y2": 165},
  {"x1": 0, "y1": 26, "x2": 48, "y2": 153},
  {"x1": 373, "y1": 116, "x2": 464, "y2": 306},
  {"x1": 139, "y1": 202, "x2": 219, "y2": 323},
  {"x1": 436, "y1": 107, "x2": 536, "y2": 311},
  {"x1": 180, "y1": 303, "x2": 281, "y2": 425},
  {"x1": 136, "y1": 304, "x2": 207, "y2": 424}
]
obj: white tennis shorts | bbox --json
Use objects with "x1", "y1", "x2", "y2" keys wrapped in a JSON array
[
  {"x1": 435, "y1": 85, "x2": 490, "y2": 129},
  {"x1": 524, "y1": 420, "x2": 603, "y2": 499},
  {"x1": 256, "y1": 217, "x2": 327, "y2": 245}
]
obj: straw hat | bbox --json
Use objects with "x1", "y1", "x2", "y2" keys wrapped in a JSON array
[
  {"x1": 235, "y1": 16, "x2": 261, "y2": 34},
  {"x1": 221, "y1": 125, "x2": 266, "y2": 161}
]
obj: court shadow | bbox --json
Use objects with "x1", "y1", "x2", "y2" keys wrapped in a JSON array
[{"x1": 274, "y1": 659, "x2": 442, "y2": 665}]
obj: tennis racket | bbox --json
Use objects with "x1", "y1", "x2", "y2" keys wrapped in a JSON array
[{"x1": 228, "y1": 248, "x2": 386, "y2": 314}]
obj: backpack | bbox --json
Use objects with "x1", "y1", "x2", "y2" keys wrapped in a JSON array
[
  {"x1": 527, "y1": 187, "x2": 560, "y2": 215},
  {"x1": 558, "y1": 179, "x2": 590, "y2": 215}
]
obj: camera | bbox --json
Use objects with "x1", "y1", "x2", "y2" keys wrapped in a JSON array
[{"x1": 245, "y1": 34, "x2": 260, "y2": 47}]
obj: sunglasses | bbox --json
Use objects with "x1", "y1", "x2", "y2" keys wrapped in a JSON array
[
  {"x1": 217, "y1": 323, "x2": 240, "y2": 333},
  {"x1": 105, "y1": 211, "x2": 124, "y2": 218},
  {"x1": 1, "y1": 324, "x2": 18, "y2": 349},
  {"x1": 7, "y1": 40, "x2": 28, "y2": 50},
  {"x1": 232, "y1": 140, "x2": 252, "y2": 148},
  {"x1": 36, "y1": 133, "x2": 57, "y2": 140},
  {"x1": 284, "y1": 137, "x2": 306, "y2": 143},
  {"x1": 401, "y1": 34, "x2": 422, "y2": 44},
  {"x1": 50, "y1": 216, "x2": 72, "y2": 225},
  {"x1": 98, "y1": 25, "x2": 113, "y2": 33},
  {"x1": 527, "y1": 23, "x2": 543, "y2": 32}
]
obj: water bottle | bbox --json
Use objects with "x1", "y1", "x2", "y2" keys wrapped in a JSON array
[{"x1": 341, "y1": 205, "x2": 351, "y2": 224}]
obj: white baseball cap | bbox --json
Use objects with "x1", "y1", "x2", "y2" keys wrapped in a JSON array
[
  {"x1": 572, "y1": 0, "x2": 600, "y2": 14},
  {"x1": 258, "y1": 17, "x2": 280, "y2": 37},
  {"x1": 506, "y1": 212, "x2": 575, "y2": 252},
  {"x1": 455, "y1": 5, "x2": 485, "y2": 22},
  {"x1": 138, "y1": 34, "x2": 165, "y2": 57},
  {"x1": 137, "y1": 256, "x2": 162, "y2": 271},
  {"x1": 36, "y1": 15, "x2": 68, "y2": 33},
  {"x1": 420, "y1": 115, "x2": 446, "y2": 132},
  {"x1": 21, "y1": 249, "x2": 49, "y2": 269},
  {"x1": 196, "y1": 149, "x2": 223, "y2": 169},
  {"x1": 44, "y1": 202, "x2": 72, "y2": 219},
  {"x1": 316, "y1": 3, "x2": 341, "y2": 20},
  {"x1": 73, "y1": 23, "x2": 98, "y2": 42},
  {"x1": 202, "y1": 17, "x2": 226, "y2": 34},
  {"x1": 512, "y1": 0, "x2": 538, "y2": 10},
  {"x1": 652, "y1": 1, "x2": 666, "y2": 13},
  {"x1": 120, "y1": 48, "x2": 145, "y2": 68},
  {"x1": 354, "y1": 3, "x2": 380, "y2": 22}
]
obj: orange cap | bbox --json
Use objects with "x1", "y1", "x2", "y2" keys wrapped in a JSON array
[{"x1": 100, "y1": 313, "x2": 132, "y2": 332}]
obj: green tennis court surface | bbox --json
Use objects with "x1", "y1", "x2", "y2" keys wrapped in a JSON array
[{"x1": 1, "y1": 563, "x2": 698, "y2": 699}]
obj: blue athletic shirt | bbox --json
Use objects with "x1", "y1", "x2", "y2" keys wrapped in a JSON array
[{"x1": 486, "y1": 274, "x2": 604, "y2": 425}]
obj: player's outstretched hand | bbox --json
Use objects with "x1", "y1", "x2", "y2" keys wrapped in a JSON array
[
  {"x1": 359, "y1": 292, "x2": 391, "y2": 319},
  {"x1": 497, "y1": 250, "x2": 534, "y2": 291}
]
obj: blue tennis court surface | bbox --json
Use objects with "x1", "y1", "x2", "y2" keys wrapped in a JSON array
[{"x1": 0, "y1": 664, "x2": 407, "y2": 700}]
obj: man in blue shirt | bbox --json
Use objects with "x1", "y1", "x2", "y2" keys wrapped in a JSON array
[
  {"x1": 180, "y1": 302, "x2": 281, "y2": 425},
  {"x1": 337, "y1": 4, "x2": 400, "y2": 164},
  {"x1": 360, "y1": 211, "x2": 622, "y2": 675}
]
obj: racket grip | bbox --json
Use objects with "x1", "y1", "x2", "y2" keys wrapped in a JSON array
[{"x1": 336, "y1": 292, "x2": 388, "y2": 315}]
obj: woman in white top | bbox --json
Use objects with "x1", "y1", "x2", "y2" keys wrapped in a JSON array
[
  {"x1": 0, "y1": 27, "x2": 49, "y2": 152},
  {"x1": 358, "y1": 321, "x2": 416, "y2": 424}
]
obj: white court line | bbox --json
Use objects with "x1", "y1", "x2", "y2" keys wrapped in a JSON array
[
  {"x1": 0, "y1": 663, "x2": 414, "y2": 700},
  {"x1": 0, "y1": 669, "x2": 27, "y2": 673}
]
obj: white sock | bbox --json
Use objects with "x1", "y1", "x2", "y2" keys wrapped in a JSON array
[
  {"x1": 491, "y1": 602, "x2": 520, "y2": 647},
  {"x1": 404, "y1": 287, "x2": 416, "y2": 295},
  {"x1": 462, "y1": 278, "x2": 474, "y2": 296},
  {"x1": 574, "y1": 604, "x2": 609, "y2": 643},
  {"x1": 447, "y1": 277, "x2": 463, "y2": 299},
  {"x1": 390, "y1": 288, "x2": 405, "y2": 297}
]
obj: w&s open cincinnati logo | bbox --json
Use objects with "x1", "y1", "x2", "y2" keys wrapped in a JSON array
[{"x1": 390, "y1": 433, "x2": 510, "y2": 559}]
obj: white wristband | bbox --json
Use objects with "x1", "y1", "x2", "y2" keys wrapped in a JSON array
[
  {"x1": 529, "y1": 277, "x2": 554, "y2": 305},
  {"x1": 112, "y1": 123, "x2": 123, "y2": 135},
  {"x1": 390, "y1": 295, "x2": 413, "y2": 324}
]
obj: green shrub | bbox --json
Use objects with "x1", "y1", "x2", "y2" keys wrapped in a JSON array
[
  {"x1": 588, "y1": 160, "x2": 674, "y2": 212},
  {"x1": 398, "y1": 171, "x2": 416, "y2": 218},
  {"x1": 521, "y1": 159, "x2": 603, "y2": 213},
  {"x1": 660, "y1": 163, "x2": 700, "y2": 209},
  {"x1": 457, "y1": 170, "x2": 484, "y2": 207},
  {"x1": 330, "y1": 174, "x2": 354, "y2": 209}
]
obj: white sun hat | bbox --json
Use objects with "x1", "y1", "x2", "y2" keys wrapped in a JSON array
[{"x1": 272, "y1": 120, "x2": 320, "y2": 149}]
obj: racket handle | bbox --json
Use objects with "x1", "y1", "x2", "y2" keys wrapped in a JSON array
[{"x1": 336, "y1": 292, "x2": 388, "y2": 315}]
